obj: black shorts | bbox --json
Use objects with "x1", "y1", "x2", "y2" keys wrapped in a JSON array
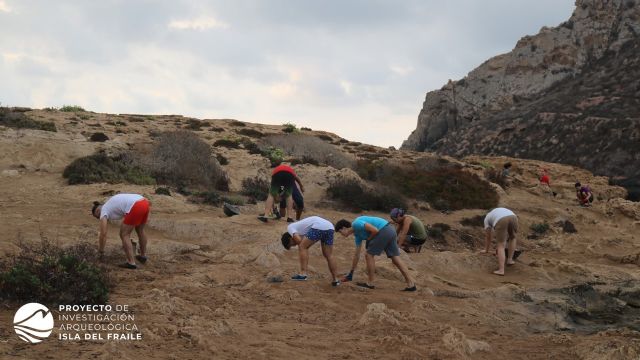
[
  {"x1": 280, "y1": 185, "x2": 304, "y2": 209},
  {"x1": 407, "y1": 235, "x2": 426, "y2": 246}
]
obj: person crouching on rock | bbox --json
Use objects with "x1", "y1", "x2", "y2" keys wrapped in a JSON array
[
  {"x1": 280, "y1": 216, "x2": 340, "y2": 286},
  {"x1": 575, "y1": 182, "x2": 593, "y2": 207},
  {"x1": 259, "y1": 163, "x2": 304, "y2": 223},
  {"x1": 335, "y1": 216, "x2": 416, "y2": 291},
  {"x1": 481, "y1": 207, "x2": 518, "y2": 276},
  {"x1": 389, "y1": 208, "x2": 427, "y2": 253},
  {"x1": 91, "y1": 193, "x2": 150, "y2": 269}
]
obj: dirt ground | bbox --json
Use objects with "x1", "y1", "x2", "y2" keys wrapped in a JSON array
[{"x1": 0, "y1": 110, "x2": 639, "y2": 359}]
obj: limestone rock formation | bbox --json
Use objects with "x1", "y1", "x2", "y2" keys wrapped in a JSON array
[{"x1": 403, "y1": 0, "x2": 640, "y2": 198}]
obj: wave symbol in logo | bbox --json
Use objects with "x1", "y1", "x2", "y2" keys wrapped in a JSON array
[{"x1": 13, "y1": 303, "x2": 54, "y2": 344}]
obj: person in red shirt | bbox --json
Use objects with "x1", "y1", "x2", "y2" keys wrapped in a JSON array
[
  {"x1": 539, "y1": 169, "x2": 556, "y2": 197},
  {"x1": 258, "y1": 164, "x2": 304, "y2": 223}
]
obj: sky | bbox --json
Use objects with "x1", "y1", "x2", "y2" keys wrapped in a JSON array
[{"x1": 0, "y1": 0, "x2": 576, "y2": 147}]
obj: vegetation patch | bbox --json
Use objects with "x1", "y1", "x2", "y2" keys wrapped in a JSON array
[
  {"x1": 155, "y1": 187, "x2": 171, "y2": 196},
  {"x1": 241, "y1": 176, "x2": 270, "y2": 202},
  {"x1": 213, "y1": 138, "x2": 241, "y2": 149},
  {"x1": 263, "y1": 134, "x2": 353, "y2": 169},
  {"x1": 228, "y1": 120, "x2": 246, "y2": 127},
  {"x1": 460, "y1": 215, "x2": 485, "y2": 227},
  {"x1": 327, "y1": 177, "x2": 407, "y2": 212},
  {"x1": 0, "y1": 238, "x2": 110, "y2": 305},
  {"x1": 60, "y1": 105, "x2": 85, "y2": 112},
  {"x1": 89, "y1": 132, "x2": 109, "y2": 142},
  {"x1": 63, "y1": 152, "x2": 154, "y2": 185},
  {"x1": 148, "y1": 131, "x2": 229, "y2": 191},
  {"x1": 354, "y1": 161, "x2": 499, "y2": 211},
  {"x1": 282, "y1": 123, "x2": 298, "y2": 133},
  {"x1": 236, "y1": 128, "x2": 264, "y2": 138},
  {"x1": 0, "y1": 108, "x2": 57, "y2": 132},
  {"x1": 530, "y1": 222, "x2": 550, "y2": 235}
]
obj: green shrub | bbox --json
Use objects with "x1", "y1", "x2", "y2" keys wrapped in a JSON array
[
  {"x1": 197, "y1": 191, "x2": 222, "y2": 206},
  {"x1": 155, "y1": 187, "x2": 171, "y2": 196},
  {"x1": 63, "y1": 152, "x2": 155, "y2": 185},
  {"x1": 222, "y1": 195, "x2": 245, "y2": 206},
  {"x1": 0, "y1": 238, "x2": 110, "y2": 305},
  {"x1": 241, "y1": 176, "x2": 270, "y2": 201},
  {"x1": 354, "y1": 161, "x2": 498, "y2": 211},
  {"x1": 213, "y1": 138, "x2": 241, "y2": 149},
  {"x1": 530, "y1": 222, "x2": 550, "y2": 235},
  {"x1": 216, "y1": 153, "x2": 229, "y2": 165},
  {"x1": 264, "y1": 146, "x2": 284, "y2": 167},
  {"x1": 236, "y1": 128, "x2": 264, "y2": 138},
  {"x1": 0, "y1": 108, "x2": 57, "y2": 132},
  {"x1": 300, "y1": 127, "x2": 312, "y2": 131},
  {"x1": 60, "y1": 105, "x2": 85, "y2": 112},
  {"x1": 327, "y1": 177, "x2": 407, "y2": 212},
  {"x1": 89, "y1": 132, "x2": 109, "y2": 142},
  {"x1": 460, "y1": 215, "x2": 485, "y2": 227},
  {"x1": 149, "y1": 131, "x2": 228, "y2": 191},
  {"x1": 282, "y1": 122, "x2": 298, "y2": 133}
]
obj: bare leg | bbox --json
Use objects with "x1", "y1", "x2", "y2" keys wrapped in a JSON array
[
  {"x1": 286, "y1": 196, "x2": 294, "y2": 219},
  {"x1": 296, "y1": 208, "x2": 303, "y2": 221},
  {"x1": 365, "y1": 253, "x2": 376, "y2": 285},
  {"x1": 506, "y1": 236, "x2": 516, "y2": 265},
  {"x1": 321, "y1": 243, "x2": 339, "y2": 282},
  {"x1": 263, "y1": 195, "x2": 275, "y2": 216},
  {"x1": 135, "y1": 224, "x2": 148, "y2": 257},
  {"x1": 298, "y1": 238, "x2": 314, "y2": 275},
  {"x1": 120, "y1": 224, "x2": 136, "y2": 264},
  {"x1": 391, "y1": 256, "x2": 415, "y2": 287},
  {"x1": 494, "y1": 241, "x2": 506, "y2": 275}
]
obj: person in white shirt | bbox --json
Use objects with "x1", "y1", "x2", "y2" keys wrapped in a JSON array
[
  {"x1": 280, "y1": 216, "x2": 339, "y2": 286},
  {"x1": 91, "y1": 193, "x2": 151, "y2": 269},
  {"x1": 482, "y1": 207, "x2": 518, "y2": 276}
]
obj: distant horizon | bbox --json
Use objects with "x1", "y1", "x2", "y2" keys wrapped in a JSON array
[{"x1": 0, "y1": 0, "x2": 575, "y2": 148}]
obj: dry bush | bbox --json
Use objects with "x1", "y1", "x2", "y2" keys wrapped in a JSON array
[
  {"x1": 263, "y1": 134, "x2": 354, "y2": 169},
  {"x1": 236, "y1": 128, "x2": 264, "y2": 138},
  {"x1": 0, "y1": 108, "x2": 57, "y2": 132},
  {"x1": 0, "y1": 237, "x2": 111, "y2": 305},
  {"x1": 241, "y1": 176, "x2": 270, "y2": 201},
  {"x1": 89, "y1": 132, "x2": 109, "y2": 142},
  {"x1": 327, "y1": 177, "x2": 408, "y2": 212},
  {"x1": 147, "y1": 130, "x2": 228, "y2": 191}
]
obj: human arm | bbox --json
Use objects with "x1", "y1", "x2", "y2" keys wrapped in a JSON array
[
  {"x1": 349, "y1": 242, "x2": 364, "y2": 275},
  {"x1": 481, "y1": 228, "x2": 492, "y2": 253},
  {"x1": 397, "y1": 218, "x2": 411, "y2": 246},
  {"x1": 98, "y1": 217, "x2": 108, "y2": 255}
]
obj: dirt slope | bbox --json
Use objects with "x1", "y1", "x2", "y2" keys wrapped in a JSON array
[{"x1": 0, "y1": 110, "x2": 639, "y2": 359}]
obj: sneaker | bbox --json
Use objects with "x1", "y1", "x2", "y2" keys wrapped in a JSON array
[
  {"x1": 291, "y1": 274, "x2": 308, "y2": 281},
  {"x1": 356, "y1": 282, "x2": 375, "y2": 289},
  {"x1": 286, "y1": 218, "x2": 294, "y2": 223},
  {"x1": 332, "y1": 280, "x2": 341, "y2": 287},
  {"x1": 118, "y1": 262, "x2": 137, "y2": 270},
  {"x1": 258, "y1": 215, "x2": 268, "y2": 223},
  {"x1": 135, "y1": 255, "x2": 148, "y2": 264},
  {"x1": 402, "y1": 285, "x2": 417, "y2": 292}
]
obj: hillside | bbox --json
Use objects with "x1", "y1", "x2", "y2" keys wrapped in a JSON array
[
  {"x1": 0, "y1": 109, "x2": 639, "y2": 359},
  {"x1": 402, "y1": 0, "x2": 640, "y2": 199}
]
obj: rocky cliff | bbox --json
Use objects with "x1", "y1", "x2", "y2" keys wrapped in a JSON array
[{"x1": 402, "y1": 0, "x2": 640, "y2": 197}]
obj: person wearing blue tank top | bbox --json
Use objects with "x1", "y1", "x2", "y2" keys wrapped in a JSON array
[{"x1": 335, "y1": 216, "x2": 416, "y2": 291}]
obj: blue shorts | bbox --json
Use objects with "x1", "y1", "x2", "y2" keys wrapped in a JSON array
[
  {"x1": 306, "y1": 228, "x2": 334, "y2": 246},
  {"x1": 280, "y1": 185, "x2": 304, "y2": 210}
]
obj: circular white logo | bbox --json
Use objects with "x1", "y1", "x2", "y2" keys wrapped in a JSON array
[{"x1": 13, "y1": 303, "x2": 54, "y2": 344}]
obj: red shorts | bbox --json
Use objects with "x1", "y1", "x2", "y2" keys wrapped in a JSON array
[{"x1": 123, "y1": 199, "x2": 150, "y2": 226}]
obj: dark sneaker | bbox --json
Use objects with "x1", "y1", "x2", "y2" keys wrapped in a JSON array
[
  {"x1": 356, "y1": 282, "x2": 375, "y2": 289},
  {"x1": 291, "y1": 274, "x2": 308, "y2": 281},
  {"x1": 258, "y1": 215, "x2": 268, "y2": 223},
  {"x1": 135, "y1": 255, "x2": 148, "y2": 264},
  {"x1": 332, "y1": 280, "x2": 341, "y2": 287},
  {"x1": 402, "y1": 285, "x2": 417, "y2": 292},
  {"x1": 286, "y1": 218, "x2": 294, "y2": 223},
  {"x1": 118, "y1": 262, "x2": 137, "y2": 270}
]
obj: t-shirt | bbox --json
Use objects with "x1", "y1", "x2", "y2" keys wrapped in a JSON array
[
  {"x1": 352, "y1": 216, "x2": 389, "y2": 246},
  {"x1": 272, "y1": 164, "x2": 296, "y2": 176},
  {"x1": 540, "y1": 174, "x2": 550, "y2": 185},
  {"x1": 287, "y1": 216, "x2": 334, "y2": 236},
  {"x1": 579, "y1": 186, "x2": 591, "y2": 194},
  {"x1": 100, "y1": 194, "x2": 144, "y2": 220},
  {"x1": 407, "y1": 215, "x2": 427, "y2": 240},
  {"x1": 484, "y1": 208, "x2": 516, "y2": 229}
]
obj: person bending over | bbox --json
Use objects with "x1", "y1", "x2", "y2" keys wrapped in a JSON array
[
  {"x1": 389, "y1": 208, "x2": 427, "y2": 253},
  {"x1": 481, "y1": 207, "x2": 518, "y2": 276},
  {"x1": 259, "y1": 163, "x2": 304, "y2": 223}
]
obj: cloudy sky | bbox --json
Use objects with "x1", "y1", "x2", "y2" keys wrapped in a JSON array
[{"x1": 0, "y1": 0, "x2": 575, "y2": 147}]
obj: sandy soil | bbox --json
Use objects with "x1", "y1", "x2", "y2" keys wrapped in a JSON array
[{"x1": 0, "y1": 110, "x2": 639, "y2": 359}]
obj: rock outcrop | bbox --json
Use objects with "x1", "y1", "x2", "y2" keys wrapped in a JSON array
[{"x1": 402, "y1": 0, "x2": 640, "y2": 198}]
